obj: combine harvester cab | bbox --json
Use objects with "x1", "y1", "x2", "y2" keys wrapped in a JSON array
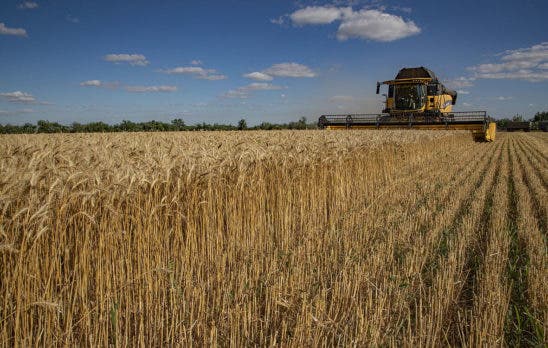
[{"x1": 318, "y1": 67, "x2": 497, "y2": 142}]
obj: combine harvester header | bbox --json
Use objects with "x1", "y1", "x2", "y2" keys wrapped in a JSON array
[{"x1": 318, "y1": 67, "x2": 496, "y2": 142}]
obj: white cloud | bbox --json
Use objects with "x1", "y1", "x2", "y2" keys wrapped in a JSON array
[
  {"x1": 285, "y1": 6, "x2": 420, "y2": 42},
  {"x1": 244, "y1": 83, "x2": 283, "y2": 91},
  {"x1": 81, "y1": 80, "x2": 177, "y2": 92},
  {"x1": 496, "y1": 96, "x2": 512, "y2": 101},
  {"x1": 79, "y1": 80, "x2": 119, "y2": 89},
  {"x1": 0, "y1": 22, "x2": 27, "y2": 37},
  {"x1": 190, "y1": 60, "x2": 202, "y2": 65},
  {"x1": 500, "y1": 42, "x2": 548, "y2": 63},
  {"x1": 290, "y1": 6, "x2": 345, "y2": 25},
  {"x1": 329, "y1": 95, "x2": 354, "y2": 102},
  {"x1": 18, "y1": 1, "x2": 38, "y2": 9},
  {"x1": 263, "y1": 62, "x2": 316, "y2": 78},
  {"x1": 161, "y1": 66, "x2": 227, "y2": 80},
  {"x1": 0, "y1": 91, "x2": 51, "y2": 105},
  {"x1": 125, "y1": 85, "x2": 177, "y2": 93},
  {"x1": 223, "y1": 89, "x2": 249, "y2": 99},
  {"x1": 457, "y1": 90, "x2": 470, "y2": 95},
  {"x1": 270, "y1": 16, "x2": 286, "y2": 25},
  {"x1": 80, "y1": 80, "x2": 102, "y2": 87},
  {"x1": 472, "y1": 62, "x2": 536, "y2": 74},
  {"x1": 243, "y1": 72, "x2": 273, "y2": 81},
  {"x1": 391, "y1": 6, "x2": 412, "y2": 14},
  {"x1": 336, "y1": 9, "x2": 420, "y2": 41},
  {"x1": 66, "y1": 15, "x2": 80, "y2": 23},
  {"x1": 222, "y1": 83, "x2": 284, "y2": 99},
  {"x1": 468, "y1": 42, "x2": 548, "y2": 82},
  {"x1": 444, "y1": 76, "x2": 475, "y2": 89},
  {"x1": 0, "y1": 108, "x2": 34, "y2": 115},
  {"x1": 200, "y1": 74, "x2": 227, "y2": 81},
  {"x1": 471, "y1": 70, "x2": 548, "y2": 82},
  {"x1": 164, "y1": 66, "x2": 204, "y2": 74},
  {"x1": 242, "y1": 63, "x2": 315, "y2": 81},
  {"x1": 0, "y1": 91, "x2": 36, "y2": 103},
  {"x1": 104, "y1": 54, "x2": 149, "y2": 66}
]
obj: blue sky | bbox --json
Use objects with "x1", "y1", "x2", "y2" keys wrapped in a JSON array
[{"x1": 1, "y1": 0, "x2": 547, "y2": 125}]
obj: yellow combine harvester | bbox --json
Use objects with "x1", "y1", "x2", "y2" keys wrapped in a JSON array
[{"x1": 318, "y1": 67, "x2": 496, "y2": 141}]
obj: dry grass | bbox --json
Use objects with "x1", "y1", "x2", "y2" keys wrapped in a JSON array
[{"x1": 0, "y1": 130, "x2": 546, "y2": 346}]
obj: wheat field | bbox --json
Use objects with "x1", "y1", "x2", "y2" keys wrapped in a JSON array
[{"x1": 0, "y1": 130, "x2": 546, "y2": 346}]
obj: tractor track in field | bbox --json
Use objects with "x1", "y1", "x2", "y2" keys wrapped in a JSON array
[
  {"x1": 513, "y1": 138, "x2": 547, "y2": 240},
  {"x1": 448, "y1": 137, "x2": 506, "y2": 342},
  {"x1": 391, "y1": 139, "x2": 487, "y2": 275},
  {"x1": 521, "y1": 135, "x2": 548, "y2": 164},
  {"x1": 412, "y1": 142, "x2": 490, "y2": 279},
  {"x1": 465, "y1": 134, "x2": 512, "y2": 346},
  {"x1": 421, "y1": 140, "x2": 501, "y2": 288},
  {"x1": 441, "y1": 139, "x2": 505, "y2": 344},
  {"x1": 408, "y1": 139, "x2": 502, "y2": 345},
  {"x1": 380, "y1": 139, "x2": 487, "y2": 339},
  {"x1": 518, "y1": 137, "x2": 548, "y2": 189},
  {"x1": 504, "y1": 136, "x2": 539, "y2": 347}
]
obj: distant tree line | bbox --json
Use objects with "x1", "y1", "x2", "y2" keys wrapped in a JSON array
[
  {"x1": 0, "y1": 117, "x2": 317, "y2": 134},
  {"x1": 495, "y1": 111, "x2": 547, "y2": 130},
  {"x1": 2, "y1": 112, "x2": 546, "y2": 134}
]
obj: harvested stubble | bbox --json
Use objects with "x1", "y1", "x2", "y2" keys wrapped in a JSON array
[{"x1": 0, "y1": 130, "x2": 546, "y2": 346}]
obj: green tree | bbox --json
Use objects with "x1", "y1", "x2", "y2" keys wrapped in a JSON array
[
  {"x1": 171, "y1": 118, "x2": 186, "y2": 130},
  {"x1": 119, "y1": 120, "x2": 138, "y2": 132},
  {"x1": 512, "y1": 114, "x2": 524, "y2": 122},
  {"x1": 532, "y1": 111, "x2": 548, "y2": 122},
  {"x1": 37, "y1": 120, "x2": 68, "y2": 133},
  {"x1": 21, "y1": 123, "x2": 37, "y2": 133},
  {"x1": 85, "y1": 121, "x2": 111, "y2": 132},
  {"x1": 496, "y1": 118, "x2": 510, "y2": 129},
  {"x1": 71, "y1": 122, "x2": 84, "y2": 133},
  {"x1": 237, "y1": 119, "x2": 247, "y2": 130},
  {"x1": 297, "y1": 117, "x2": 307, "y2": 129}
]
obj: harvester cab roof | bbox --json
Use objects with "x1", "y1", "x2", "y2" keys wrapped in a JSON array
[{"x1": 377, "y1": 67, "x2": 457, "y2": 104}]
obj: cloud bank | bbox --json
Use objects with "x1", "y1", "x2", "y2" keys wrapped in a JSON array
[
  {"x1": 0, "y1": 23, "x2": 27, "y2": 37},
  {"x1": 282, "y1": 6, "x2": 420, "y2": 42},
  {"x1": 0, "y1": 91, "x2": 50, "y2": 105},
  {"x1": 0, "y1": 91, "x2": 36, "y2": 103},
  {"x1": 161, "y1": 66, "x2": 227, "y2": 80},
  {"x1": 80, "y1": 80, "x2": 120, "y2": 89},
  {"x1": 263, "y1": 62, "x2": 316, "y2": 78},
  {"x1": 243, "y1": 72, "x2": 274, "y2": 81},
  {"x1": 17, "y1": 2, "x2": 38, "y2": 10},
  {"x1": 104, "y1": 54, "x2": 149, "y2": 66},
  {"x1": 244, "y1": 63, "x2": 316, "y2": 82},
  {"x1": 223, "y1": 83, "x2": 284, "y2": 99},
  {"x1": 125, "y1": 85, "x2": 177, "y2": 93},
  {"x1": 468, "y1": 42, "x2": 548, "y2": 82},
  {"x1": 80, "y1": 80, "x2": 175, "y2": 93}
]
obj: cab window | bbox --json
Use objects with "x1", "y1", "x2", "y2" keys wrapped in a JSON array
[{"x1": 394, "y1": 84, "x2": 426, "y2": 110}]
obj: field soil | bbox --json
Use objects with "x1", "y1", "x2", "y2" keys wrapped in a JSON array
[{"x1": 0, "y1": 130, "x2": 546, "y2": 346}]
